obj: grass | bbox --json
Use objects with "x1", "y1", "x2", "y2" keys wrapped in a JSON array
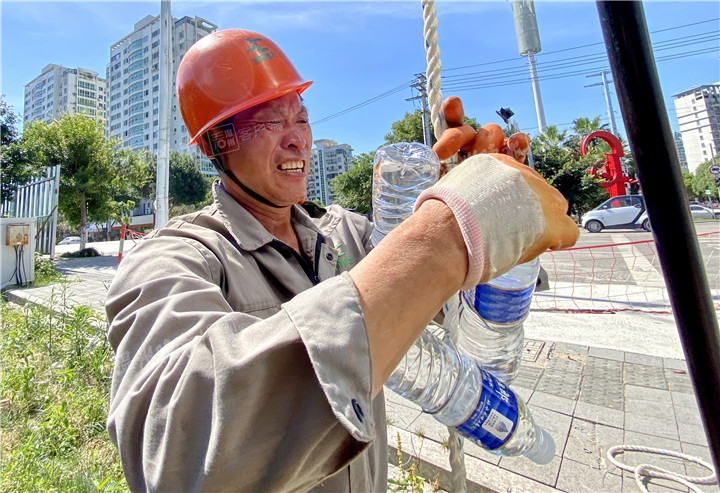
[
  {"x1": 0, "y1": 294, "x2": 127, "y2": 492},
  {"x1": 33, "y1": 252, "x2": 64, "y2": 287}
]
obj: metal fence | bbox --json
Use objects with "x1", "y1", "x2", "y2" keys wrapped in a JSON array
[{"x1": 1, "y1": 165, "x2": 60, "y2": 257}]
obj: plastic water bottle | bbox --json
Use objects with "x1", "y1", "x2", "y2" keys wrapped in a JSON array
[
  {"x1": 371, "y1": 142, "x2": 441, "y2": 246},
  {"x1": 386, "y1": 327, "x2": 554, "y2": 464},
  {"x1": 456, "y1": 258, "x2": 541, "y2": 385}
]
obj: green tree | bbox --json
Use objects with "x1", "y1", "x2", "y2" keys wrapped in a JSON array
[
  {"x1": 692, "y1": 158, "x2": 720, "y2": 202},
  {"x1": 169, "y1": 151, "x2": 212, "y2": 210},
  {"x1": 682, "y1": 172, "x2": 699, "y2": 201},
  {"x1": 0, "y1": 98, "x2": 44, "y2": 204},
  {"x1": 383, "y1": 109, "x2": 479, "y2": 147},
  {"x1": 331, "y1": 152, "x2": 375, "y2": 215},
  {"x1": 144, "y1": 151, "x2": 213, "y2": 216},
  {"x1": 532, "y1": 124, "x2": 608, "y2": 217},
  {"x1": 534, "y1": 125, "x2": 568, "y2": 154},
  {"x1": 23, "y1": 114, "x2": 148, "y2": 249},
  {"x1": 384, "y1": 111, "x2": 427, "y2": 146}
]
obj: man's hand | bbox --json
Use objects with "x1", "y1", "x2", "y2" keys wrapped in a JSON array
[
  {"x1": 415, "y1": 152, "x2": 579, "y2": 288},
  {"x1": 434, "y1": 96, "x2": 532, "y2": 166}
]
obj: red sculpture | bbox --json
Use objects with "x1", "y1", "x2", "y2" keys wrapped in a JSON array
[{"x1": 582, "y1": 131, "x2": 637, "y2": 198}]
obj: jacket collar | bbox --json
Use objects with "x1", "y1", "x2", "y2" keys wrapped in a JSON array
[{"x1": 211, "y1": 180, "x2": 325, "y2": 252}]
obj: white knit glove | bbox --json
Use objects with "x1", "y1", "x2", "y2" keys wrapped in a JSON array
[{"x1": 414, "y1": 153, "x2": 577, "y2": 289}]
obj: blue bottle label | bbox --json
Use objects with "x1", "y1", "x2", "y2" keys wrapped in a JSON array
[
  {"x1": 454, "y1": 368, "x2": 519, "y2": 450},
  {"x1": 467, "y1": 282, "x2": 535, "y2": 325}
]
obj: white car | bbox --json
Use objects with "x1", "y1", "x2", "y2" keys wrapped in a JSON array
[
  {"x1": 57, "y1": 236, "x2": 81, "y2": 245},
  {"x1": 689, "y1": 204, "x2": 716, "y2": 220},
  {"x1": 581, "y1": 195, "x2": 650, "y2": 233}
]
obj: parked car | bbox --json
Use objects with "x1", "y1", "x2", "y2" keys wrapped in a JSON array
[
  {"x1": 57, "y1": 236, "x2": 81, "y2": 245},
  {"x1": 581, "y1": 195, "x2": 650, "y2": 233},
  {"x1": 689, "y1": 204, "x2": 716, "y2": 220}
]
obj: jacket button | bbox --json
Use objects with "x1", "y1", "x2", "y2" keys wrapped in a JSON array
[
  {"x1": 326, "y1": 253, "x2": 334, "y2": 261},
  {"x1": 351, "y1": 399, "x2": 364, "y2": 422}
]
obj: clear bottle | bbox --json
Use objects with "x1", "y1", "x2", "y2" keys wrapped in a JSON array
[
  {"x1": 371, "y1": 142, "x2": 441, "y2": 246},
  {"x1": 456, "y1": 258, "x2": 541, "y2": 385},
  {"x1": 386, "y1": 327, "x2": 555, "y2": 464}
]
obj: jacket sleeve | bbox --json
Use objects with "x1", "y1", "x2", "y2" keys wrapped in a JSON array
[{"x1": 106, "y1": 236, "x2": 376, "y2": 492}]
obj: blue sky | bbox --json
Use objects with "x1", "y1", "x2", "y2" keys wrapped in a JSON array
[{"x1": 2, "y1": 1, "x2": 719, "y2": 155}]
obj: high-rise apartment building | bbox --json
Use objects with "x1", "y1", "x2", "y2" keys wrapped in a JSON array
[
  {"x1": 673, "y1": 131, "x2": 688, "y2": 172},
  {"x1": 307, "y1": 139, "x2": 353, "y2": 206},
  {"x1": 24, "y1": 64, "x2": 106, "y2": 124},
  {"x1": 106, "y1": 14, "x2": 217, "y2": 175},
  {"x1": 673, "y1": 83, "x2": 720, "y2": 173}
]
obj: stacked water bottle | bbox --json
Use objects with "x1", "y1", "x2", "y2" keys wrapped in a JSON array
[{"x1": 374, "y1": 142, "x2": 554, "y2": 464}]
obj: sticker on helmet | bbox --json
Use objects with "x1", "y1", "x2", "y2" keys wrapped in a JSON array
[
  {"x1": 208, "y1": 123, "x2": 240, "y2": 156},
  {"x1": 246, "y1": 37, "x2": 277, "y2": 65}
]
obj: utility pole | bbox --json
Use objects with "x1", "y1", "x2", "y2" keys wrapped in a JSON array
[
  {"x1": 155, "y1": 0, "x2": 172, "y2": 228},
  {"x1": 407, "y1": 74, "x2": 432, "y2": 146},
  {"x1": 512, "y1": 0, "x2": 547, "y2": 134},
  {"x1": 585, "y1": 70, "x2": 619, "y2": 136},
  {"x1": 586, "y1": 71, "x2": 630, "y2": 193}
]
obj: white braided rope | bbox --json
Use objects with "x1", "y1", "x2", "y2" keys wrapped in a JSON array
[
  {"x1": 422, "y1": 0, "x2": 446, "y2": 142},
  {"x1": 607, "y1": 445, "x2": 718, "y2": 493},
  {"x1": 422, "y1": 2, "x2": 466, "y2": 491}
]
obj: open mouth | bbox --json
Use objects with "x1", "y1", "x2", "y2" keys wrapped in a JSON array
[{"x1": 278, "y1": 161, "x2": 305, "y2": 174}]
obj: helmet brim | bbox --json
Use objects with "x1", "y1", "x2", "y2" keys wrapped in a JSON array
[{"x1": 188, "y1": 80, "x2": 313, "y2": 146}]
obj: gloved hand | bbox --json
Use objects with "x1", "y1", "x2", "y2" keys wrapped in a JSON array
[
  {"x1": 414, "y1": 152, "x2": 579, "y2": 289},
  {"x1": 434, "y1": 96, "x2": 532, "y2": 165}
]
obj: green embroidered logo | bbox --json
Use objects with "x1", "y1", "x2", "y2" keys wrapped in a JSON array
[
  {"x1": 334, "y1": 242, "x2": 356, "y2": 272},
  {"x1": 246, "y1": 38, "x2": 276, "y2": 64}
]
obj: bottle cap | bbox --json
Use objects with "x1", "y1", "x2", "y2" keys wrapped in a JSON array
[{"x1": 524, "y1": 427, "x2": 555, "y2": 464}]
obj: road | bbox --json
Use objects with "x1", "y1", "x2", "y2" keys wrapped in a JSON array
[
  {"x1": 54, "y1": 238, "x2": 139, "y2": 258},
  {"x1": 543, "y1": 220, "x2": 719, "y2": 291}
]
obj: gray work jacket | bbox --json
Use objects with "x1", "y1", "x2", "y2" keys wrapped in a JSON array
[{"x1": 106, "y1": 182, "x2": 387, "y2": 492}]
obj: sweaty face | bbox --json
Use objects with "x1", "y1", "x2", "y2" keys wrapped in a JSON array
[{"x1": 218, "y1": 92, "x2": 312, "y2": 208}]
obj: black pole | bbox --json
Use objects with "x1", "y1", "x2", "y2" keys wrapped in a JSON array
[{"x1": 596, "y1": 1, "x2": 720, "y2": 474}]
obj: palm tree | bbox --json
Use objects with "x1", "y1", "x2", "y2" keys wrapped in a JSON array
[
  {"x1": 534, "y1": 125, "x2": 568, "y2": 153},
  {"x1": 572, "y1": 116, "x2": 606, "y2": 137}
]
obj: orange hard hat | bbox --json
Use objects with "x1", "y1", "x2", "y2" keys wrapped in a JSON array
[{"x1": 177, "y1": 29, "x2": 313, "y2": 145}]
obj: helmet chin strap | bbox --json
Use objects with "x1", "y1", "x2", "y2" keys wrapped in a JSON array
[{"x1": 205, "y1": 135, "x2": 285, "y2": 209}]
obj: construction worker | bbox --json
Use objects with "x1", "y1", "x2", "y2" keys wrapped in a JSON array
[{"x1": 105, "y1": 29, "x2": 579, "y2": 491}]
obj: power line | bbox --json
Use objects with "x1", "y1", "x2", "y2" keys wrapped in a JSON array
[
  {"x1": 442, "y1": 17, "x2": 719, "y2": 72},
  {"x1": 441, "y1": 31, "x2": 718, "y2": 83},
  {"x1": 311, "y1": 18, "x2": 719, "y2": 126},
  {"x1": 442, "y1": 46, "x2": 718, "y2": 92},
  {"x1": 311, "y1": 80, "x2": 414, "y2": 125}
]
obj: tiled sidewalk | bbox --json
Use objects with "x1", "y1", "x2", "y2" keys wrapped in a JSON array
[
  {"x1": 4, "y1": 257, "x2": 718, "y2": 492},
  {"x1": 386, "y1": 340, "x2": 719, "y2": 493}
]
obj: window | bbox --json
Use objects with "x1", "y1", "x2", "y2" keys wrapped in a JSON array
[
  {"x1": 128, "y1": 81, "x2": 143, "y2": 93},
  {"x1": 152, "y1": 30, "x2": 159, "y2": 37},
  {"x1": 128, "y1": 71, "x2": 143, "y2": 83},
  {"x1": 127, "y1": 50, "x2": 143, "y2": 63}
]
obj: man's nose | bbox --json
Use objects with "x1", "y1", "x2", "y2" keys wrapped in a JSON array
[{"x1": 282, "y1": 124, "x2": 309, "y2": 149}]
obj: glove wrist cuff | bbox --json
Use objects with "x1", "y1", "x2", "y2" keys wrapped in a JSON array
[{"x1": 415, "y1": 187, "x2": 489, "y2": 289}]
